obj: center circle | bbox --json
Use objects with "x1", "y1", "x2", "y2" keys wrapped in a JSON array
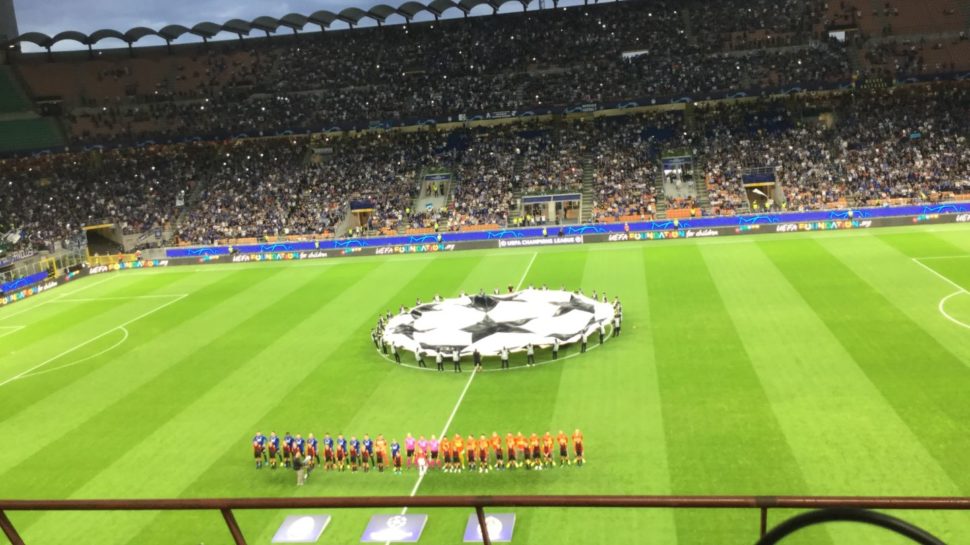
[{"x1": 379, "y1": 289, "x2": 617, "y2": 363}]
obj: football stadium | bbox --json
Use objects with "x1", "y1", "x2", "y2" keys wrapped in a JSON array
[{"x1": 0, "y1": 0, "x2": 969, "y2": 543}]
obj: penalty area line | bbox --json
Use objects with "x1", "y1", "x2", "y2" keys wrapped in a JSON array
[
  {"x1": 0, "y1": 294, "x2": 187, "y2": 388},
  {"x1": 912, "y1": 258, "x2": 970, "y2": 330}
]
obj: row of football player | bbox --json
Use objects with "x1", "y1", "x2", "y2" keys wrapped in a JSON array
[{"x1": 252, "y1": 430, "x2": 585, "y2": 473}]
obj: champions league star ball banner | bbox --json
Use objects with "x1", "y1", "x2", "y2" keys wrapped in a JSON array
[
  {"x1": 463, "y1": 513, "x2": 516, "y2": 542},
  {"x1": 360, "y1": 514, "x2": 428, "y2": 543},
  {"x1": 382, "y1": 289, "x2": 615, "y2": 357},
  {"x1": 272, "y1": 515, "x2": 332, "y2": 543}
]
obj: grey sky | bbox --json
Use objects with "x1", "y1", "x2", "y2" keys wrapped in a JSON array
[{"x1": 12, "y1": 0, "x2": 558, "y2": 51}]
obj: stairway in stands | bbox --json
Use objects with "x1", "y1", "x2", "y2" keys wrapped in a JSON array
[
  {"x1": 693, "y1": 167, "x2": 712, "y2": 215},
  {"x1": 653, "y1": 172, "x2": 667, "y2": 219},
  {"x1": 580, "y1": 153, "x2": 595, "y2": 223},
  {"x1": 681, "y1": 6, "x2": 698, "y2": 48},
  {"x1": 507, "y1": 154, "x2": 526, "y2": 225},
  {"x1": 0, "y1": 66, "x2": 66, "y2": 153}
]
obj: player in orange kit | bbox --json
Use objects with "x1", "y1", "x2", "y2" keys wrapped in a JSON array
[
  {"x1": 557, "y1": 430, "x2": 569, "y2": 466},
  {"x1": 528, "y1": 433, "x2": 541, "y2": 470},
  {"x1": 505, "y1": 433, "x2": 517, "y2": 469},
  {"x1": 439, "y1": 435, "x2": 451, "y2": 473},
  {"x1": 542, "y1": 432, "x2": 554, "y2": 467},
  {"x1": 466, "y1": 435, "x2": 477, "y2": 471},
  {"x1": 478, "y1": 434, "x2": 490, "y2": 472},
  {"x1": 490, "y1": 432, "x2": 503, "y2": 470},
  {"x1": 572, "y1": 428, "x2": 584, "y2": 466},
  {"x1": 515, "y1": 432, "x2": 528, "y2": 468},
  {"x1": 453, "y1": 434, "x2": 464, "y2": 472}
]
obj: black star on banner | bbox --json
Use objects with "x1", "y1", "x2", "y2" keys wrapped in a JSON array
[
  {"x1": 390, "y1": 323, "x2": 419, "y2": 338},
  {"x1": 551, "y1": 295, "x2": 597, "y2": 316},
  {"x1": 460, "y1": 316, "x2": 533, "y2": 343},
  {"x1": 465, "y1": 295, "x2": 500, "y2": 312}
]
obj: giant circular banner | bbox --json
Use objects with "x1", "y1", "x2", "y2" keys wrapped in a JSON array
[{"x1": 381, "y1": 289, "x2": 615, "y2": 357}]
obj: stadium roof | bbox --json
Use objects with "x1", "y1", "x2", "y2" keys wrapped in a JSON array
[{"x1": 4, "y1": 0, "x2": 591, "y2": 51}]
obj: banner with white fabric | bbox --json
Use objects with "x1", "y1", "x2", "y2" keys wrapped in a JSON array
[{"x1": 381, "y1": 289, "x2": 615, "y2": 357}]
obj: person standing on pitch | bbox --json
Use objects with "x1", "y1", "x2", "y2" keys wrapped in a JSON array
[
  {"x1": 526, "y1": 343, "x2": 535, "y2": 366},
  {"x1": 293, "y1": 451, "x2": 306, "y2": 485},
  {"x1": 613, "y1": 314, "x2": 621, "y2": 337},
  {"x1": 500, "y1": 346, "x2": 510, "y2": 369},
  {"x1": 581, "y1": 330, "x2": 588, "y2": 353},
  {"x1": 552, "y1": 338, "x2": 560, "y2": 360},
  {"x1": 435, "y1": 352, "x2": 444, "y2": 371},
  {"x1": 391, "y1": 343, "x2": 401, "y2": 363},
  {"x1": 473, "y1": 349, "x2": 482, "y2": 371},
  {"x1": 453, "y1": 351, "x2": 462, "y2": 372},
  {"x1": 599, "y1": 323, "x2": 606, "y2": 345},
  {"x1": 415, "y1": 350, "x2": 426, "y2": 368}
]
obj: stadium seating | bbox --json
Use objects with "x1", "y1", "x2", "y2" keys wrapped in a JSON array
[{"x1": 1, "y1": 0, "x2": 969, "y2": 251}]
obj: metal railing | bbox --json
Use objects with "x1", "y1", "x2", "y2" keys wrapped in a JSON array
[{"x1": 1, "y1": 495, "x2": 968, "y2": 545}]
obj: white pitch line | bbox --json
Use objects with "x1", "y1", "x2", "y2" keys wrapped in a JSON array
[
  {"x1": 17, "y1": 327, "x2": 131, "y2": 380},
  {"x1": 0, "y1": 274, "x2": 120, "y2": 322},
  {"x1": 912, "y1": 258, "x2": 968, "y2": 293},
  {"x1": 0, "y1": 294, "x2": 187, "y2": 388},
  {"x1": 912, "y1": 255, "x2": 970, "y2": 260},
  {"x1": 912, "y1": 258, "x2": 970, "y2": 330},
  {"x1": 398, "y1": 368, "x2": 477, "y2": 519},
  {"x1": 938, "y1": 292, "x2": 970, "y2": 330},
  {"x1": 0, "y1": 326, "x2": 25, "y2": 339},
  {"x1": 49, "y1": 294, "x2": 188, "y2": 303},
  {"x1": 516, "y1": 252, "x2": 538, "y2": 291}
]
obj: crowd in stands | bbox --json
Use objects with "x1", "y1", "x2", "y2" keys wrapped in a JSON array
[
  {"x1": 2, "y1": 0, "x2": 970, "y2": 251},
  {"x1": 13, "y1": 0, "x2": 851, "y2": 145},
  {"x1": 4, "y1": 83, "x2": 970, "y2": 251}
]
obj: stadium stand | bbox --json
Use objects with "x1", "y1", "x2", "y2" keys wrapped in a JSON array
[{"x1": 0, "y1": 0, "x2": 969, "y2": 252}]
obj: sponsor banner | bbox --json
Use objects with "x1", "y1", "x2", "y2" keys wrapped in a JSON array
[
  {"x1": 423, "y1": 173, "x2": 451, "y2": 182},
  {"x1": 773, "y1": 219, "x2": 873, "y2": 232},
  {"x1": 375, "y1": 243, "x2": 455, "y2": 256},
  {"x1": 463, "y1": 513, "x2": 516, "y2": 542},
  {"x1": 272, "y1": 515, "x2": 332, "y2": 543},
  {"x1": 957, "y1": 213, "x2": 970, "y2": 223},
  {"x1": 231, "y1": 251, "x2": 329, "y2": 263},
  {"x1": 167, "y1": 202, "x2": 970, "y2": 258},
  {"x1": 360, "y1": 514, "x2": 428, "y2": 543},
  {"x1": 485, "y1": 110, "x2": 516, "y2": 120},
  {"x1": 1, "y1": 278, "x2": 62, "y2": 307},
  {"x1": 1, "y1": 271, "x2": 49, "y2": 293},
  {"x1": 498, "y1": 235, "x2": 584, "y2": 248},
  {"x1": 88, "y1": 265, "x2": 111, "y2": 275},
  {"x1": 117, "y1": 259, "x2": 169, "y2": 270},
  {"x1": 0, "y1": 249, "x2": 36, "y2": 268}
]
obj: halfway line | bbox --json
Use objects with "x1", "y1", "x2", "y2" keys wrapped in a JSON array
[{"x1": 389, "y1": 247, "x2": 537, "y2": 531}]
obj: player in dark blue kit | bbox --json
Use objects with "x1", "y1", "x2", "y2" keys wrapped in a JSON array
[
  {"x1": 295, "y1": 434, "x2": 306, "y2": 458},
  {"x1": 283, "y1": 432, "x2": 294, "y2": 468},
  {"x1": 307, "y1": 434, "x2": 320, "y2": 467},
  {"x1": 323, "y1": 433, "x2": 335, "y2": 471},
  {"x1": 391, "y1": 439, "x2": 403, "y2": 475},
  {"x1": 336, "y1": 434, "x2": 348, "y2": 471},
  {"x1": 362, "y1": 434, "x2": 374, "y2": 473},
  {"x1": 252, "y1": 432, "x2": 267, "y2": 469},
  {"x1": 268, "y1": 432, "x2": 281, "y2": 469},
  {"x1": 349, "y1": 436, "x2": 361, "y2": 472}
]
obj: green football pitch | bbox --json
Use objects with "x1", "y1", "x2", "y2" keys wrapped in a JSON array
[{"x1": 1, "y1": 223, "x2": 969, "y2": 545}]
